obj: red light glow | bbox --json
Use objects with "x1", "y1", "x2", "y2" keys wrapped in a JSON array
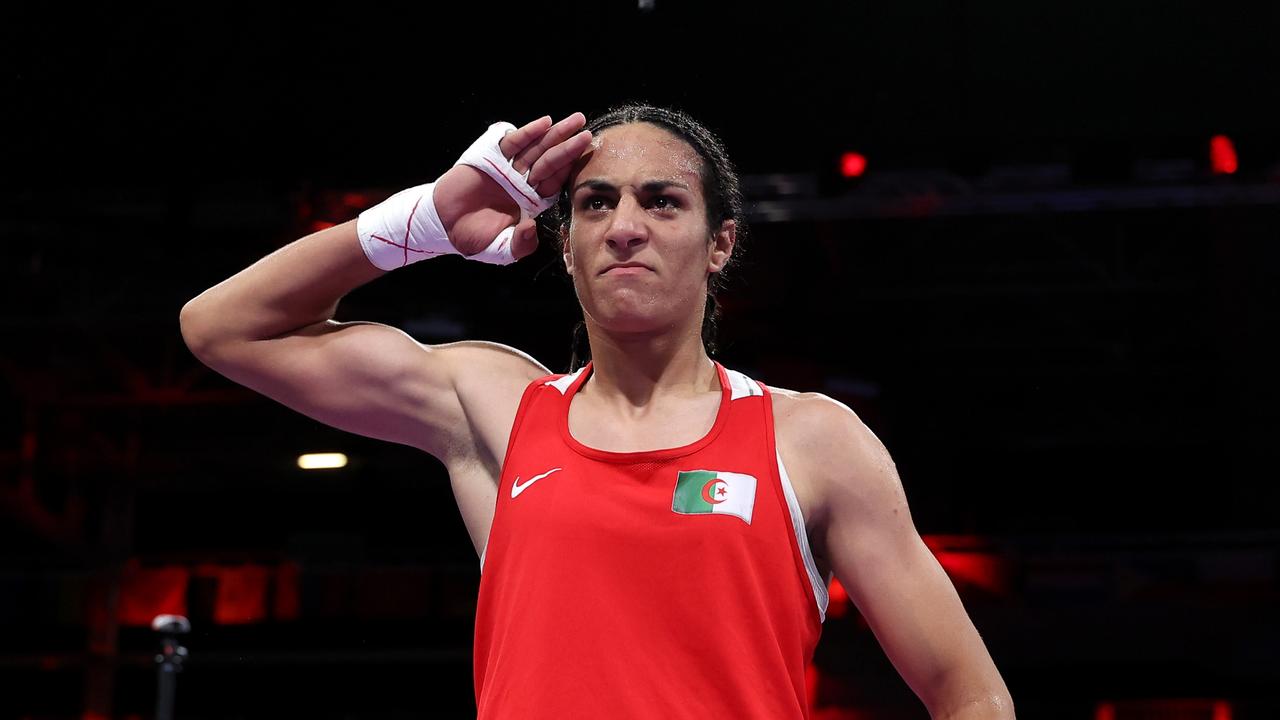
[
  {"x1": 118, "y1": 562, "x2": 189, "y2": 626},
  {"x1": 922, "y1": 535, "x2": 1008, "y2": 595},
  {"x1": 1097, "y1": 699, "x2": 1231, "y2": 719},
  {"x1": 1210, "y1": 135, "x2": 1238, "y2": 175},
  {"x1": 805, "y1": 663, "x2": 820, "y2": 707},
  {"x1": 840, "y1": 152, "x2": 867, "y2": 178},
  {"x1": 932, "y1": 551, "x2": 1008, "y2": 594},
  {"x1": 274, "y1": 561, "x2": 301, "y2": 621},
  {"x1": 211, "y1": 565, "x2": 270, "y2": 625},
  {"x1": 827, "y1": 578, "x2": 850, "y2": 618}
]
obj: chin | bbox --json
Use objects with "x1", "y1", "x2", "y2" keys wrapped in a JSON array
[
  {"x1": 587, "y1": 298, "x2": 676, "y2": 336},
  {"x1": 593, "y1": 311, "x2": 667, "y2": 336},
  {"x1": 579, "y1": 280, "x2": 701, "y2": 336}
]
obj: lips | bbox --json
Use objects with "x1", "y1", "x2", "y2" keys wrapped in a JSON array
[{"x1": 600, "y1": 262, "x2": 653, "y2": 275}]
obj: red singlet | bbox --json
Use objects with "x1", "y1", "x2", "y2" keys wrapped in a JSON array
[{"x1": 474, "y1": 361, "x2": 830, "y2": 719}]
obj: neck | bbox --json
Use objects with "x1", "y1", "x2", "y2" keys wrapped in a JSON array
[{"x1": 579, "y1": 315, "x2": 718, "y2": 409}]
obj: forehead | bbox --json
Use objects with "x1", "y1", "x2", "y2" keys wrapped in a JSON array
[{"x1": 572, "y1": 122, "x2": 703, "y2": 189}]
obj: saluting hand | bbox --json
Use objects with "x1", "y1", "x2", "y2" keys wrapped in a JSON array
[{"x1": 433, "y1": 113, "x2": 593, "y2": 261}]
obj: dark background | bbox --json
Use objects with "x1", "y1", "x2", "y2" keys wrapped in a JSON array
[{"x1": 3, "y1": 2, "x2": 1279, "y2": 718}]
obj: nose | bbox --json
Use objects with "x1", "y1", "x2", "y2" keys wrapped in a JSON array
[{"x1": 604, "y1": 195, "x2": 648, "y2": 252}]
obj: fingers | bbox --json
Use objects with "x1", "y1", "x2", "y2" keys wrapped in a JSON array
[
  {"x1": 513, "y1": 112, "x2": 586, "y2": 174},
  {"x1": 530, "y1": 129, "x2": 594, "y2": 198},
  {"x1": 498, "y1": 116, "x2": 552, "y2": 160},
  {"x1": 492, "y1": 112, "x2": 593, "y2": 202},
  {"x1": 509, "y1": 217, "x2": 540, "y2": 261}
]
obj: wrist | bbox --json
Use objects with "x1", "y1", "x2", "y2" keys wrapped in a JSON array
[{"x1": 356, "y1": 181, "x2": 455, "y2": 271}]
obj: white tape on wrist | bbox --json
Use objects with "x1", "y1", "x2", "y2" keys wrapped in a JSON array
[{"x1": 356, "y1": 181, "x2": 453, "y2": 271}]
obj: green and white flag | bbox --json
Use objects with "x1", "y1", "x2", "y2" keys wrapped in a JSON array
[{"x1": 672, "y1": 470, "x2": 758, "y2": 525}]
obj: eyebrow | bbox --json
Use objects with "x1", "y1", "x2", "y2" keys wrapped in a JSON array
[{"x1": 571, "y1": 179, "x2": 692, "y2": 195}]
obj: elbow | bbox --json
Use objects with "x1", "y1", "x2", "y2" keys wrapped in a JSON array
[
  {"x1": 179, "y1": 297, "x2": 223, "y2": 364},
  {"x1": 977, "y1": 693, "x2": 1015, "y2": 720},
  {"x1": 931, "y1": 692, "x2": 1016, "y2": 720}
]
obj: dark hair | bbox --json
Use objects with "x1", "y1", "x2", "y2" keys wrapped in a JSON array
[{"x1": 538, "y1": 103, "x2": 749, "y2": 372}]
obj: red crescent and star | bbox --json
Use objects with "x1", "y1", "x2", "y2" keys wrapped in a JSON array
[{"x1": 701, "y1": 478, "x2": 728, "y2": 505}]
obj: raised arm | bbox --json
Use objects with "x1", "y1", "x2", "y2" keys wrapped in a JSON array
[
  {"x1": 179, "y1": 114, "x2": 593, "y2": 465},
  {"x1": 793, "y1": 396, "x2": 1015, "y2": 719}
]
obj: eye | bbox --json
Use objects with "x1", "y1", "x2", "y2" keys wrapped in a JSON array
[
  {"x1": 652, "y1": 195, "x2": 680, "y2": 210},
  {"x1": 583, "y1": 195, "x2": 611, "y2": 211}
]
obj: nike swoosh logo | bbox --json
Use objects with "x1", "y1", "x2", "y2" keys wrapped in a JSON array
[{"x1": 511, "y1": 467, "x2": 562, "y2": 499}]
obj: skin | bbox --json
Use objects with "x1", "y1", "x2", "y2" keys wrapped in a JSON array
[
  {"x1": 560, "y1": 122, "x2": 736, "y2": 443},
  {"x1": 178, "y1": 113, "x2": 1014, "y2": 719}
]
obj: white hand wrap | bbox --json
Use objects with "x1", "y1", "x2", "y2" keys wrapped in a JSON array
[
  {"x1": 454, "y1": 122, "x2": 560, "y2": 219},
  {"x1": 355, "y1": 182, "x2": 454, "y2": 271},
  {"x1": 356, "y1": 121, "x2": 560, "y2": 270}
]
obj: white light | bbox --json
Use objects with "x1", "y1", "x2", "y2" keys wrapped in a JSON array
[{"x1": 297, "y1": 453, "x2": 348, "y2": 470}]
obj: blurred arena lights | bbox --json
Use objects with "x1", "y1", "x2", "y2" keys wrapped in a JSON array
[
  {"x1": 1095, "y1": 699, "x2": 1233, "y2": 720},
  {"x1": 1210, "y1": 134, "x2": 1238, "y2": 175},
  {"x1": 840, "y1": 151, "x2": 868, "y2": 178},
  {"x1": 296, "y1": 452, "x2": 348, "y2": 470}
]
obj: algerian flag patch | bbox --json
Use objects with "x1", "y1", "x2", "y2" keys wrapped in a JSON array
[{"x1": 672, "y1": 470, "x2": 758, "y2": 525}]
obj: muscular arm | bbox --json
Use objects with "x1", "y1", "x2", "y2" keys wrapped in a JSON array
[
  {"x1": 179, "y1": 114, "x2": 591, "y2": 465},
  {"x1": 179, "y1": 219, "x2": 546, "y2": 463},
  {"x1": 796, "y1": 396, "x2": 1015, "y2": 719}
]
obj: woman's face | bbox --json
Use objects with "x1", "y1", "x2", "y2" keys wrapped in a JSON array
[{"x1": 563, "y1": 122, "x2": 735, "y2": 336}]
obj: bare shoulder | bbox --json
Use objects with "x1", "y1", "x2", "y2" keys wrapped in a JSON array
[
  {"x1": 767, "y1": 384, "x2": 881, "y2": 455},
  {"x1": 435, "y1": 339, "x2": 553, "y2": 380},
  {"x1": 766, "y1": 385, "x2": 898, "y2": 531}
]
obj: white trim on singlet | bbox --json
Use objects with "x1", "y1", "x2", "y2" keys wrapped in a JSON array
[
  {"x1": 546, "y1": 368, "x2": 585, "y2": 395},
  {"x1": 488, "y1": 364, "x2": 832, "y2": 627},
  {"x1": 777, "y1": 449, "x2": 830, "y2": 623},
  {"x1": 725, "y1": 368, "x2": 764, "y2": 400}
]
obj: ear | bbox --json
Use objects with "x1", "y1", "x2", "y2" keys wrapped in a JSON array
[
  {"x1": 707, "y1": 219, "x2": 736, "y2": 274},
  {"x1": 560, "y1": 226, "x2": 575, "y2": 276}
]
